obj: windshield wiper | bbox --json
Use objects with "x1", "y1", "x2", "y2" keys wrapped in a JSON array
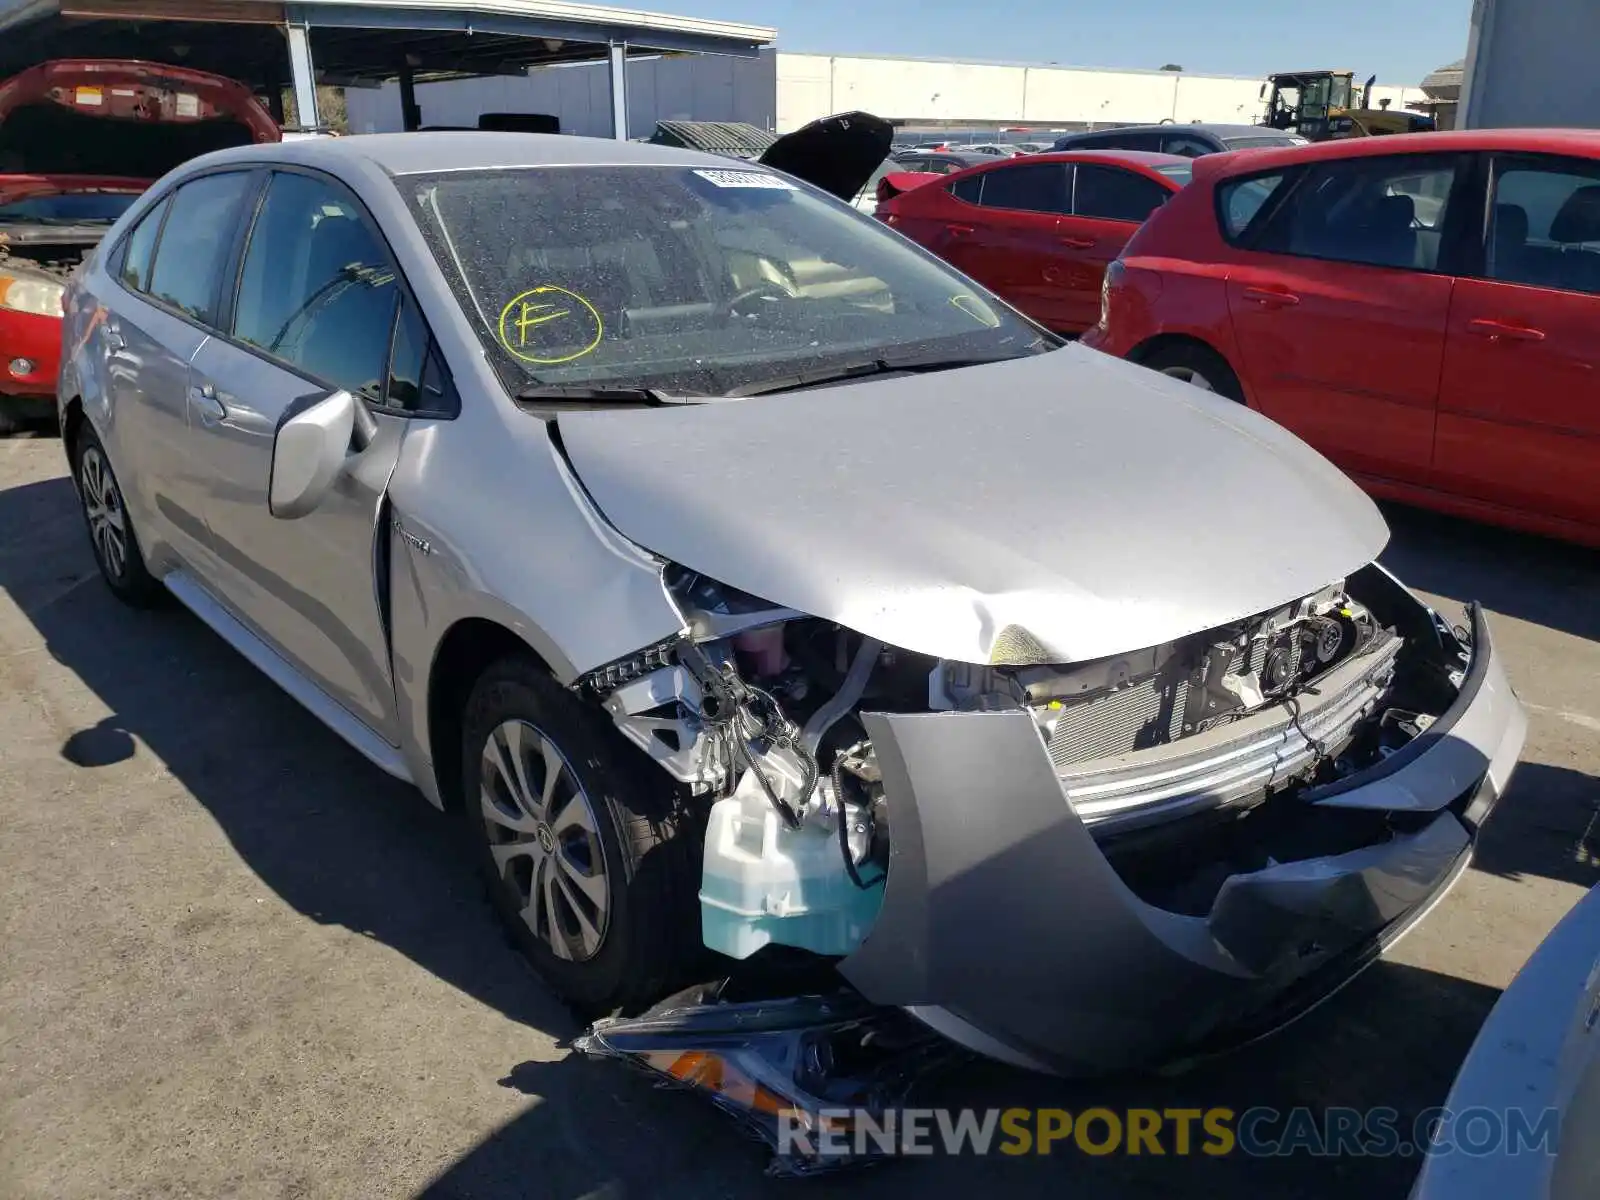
[
  {"x1": 723, "y1": 352, "x2": 1034, "y2": 398},
  {"x1": 513, "y1": 383, "x2": 705, "y2": 406}
]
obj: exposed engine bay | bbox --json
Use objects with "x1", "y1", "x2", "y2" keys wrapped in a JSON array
[
  {"x1": 0, "y1": 236, "x2": 95, "y2": 280},
  {"x1": 570, "y1": 559, "x2": 1494, "y2": 1173},
  {"x1": 578, "y1": 562, "x2": 1468, "y2": 967}
]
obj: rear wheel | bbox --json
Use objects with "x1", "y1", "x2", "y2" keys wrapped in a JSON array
[
  {"x1": 74, "y1": 425, "x2": 163, "y2": 607},
  {"x1": 1140, "y1": 342, "x2": 1245, "y2": 403},
  {"x1": 461, "y1": 656, "x2": 701, "y2": 1016}
]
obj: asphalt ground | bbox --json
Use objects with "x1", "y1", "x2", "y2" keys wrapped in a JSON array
[{"x1": 2, "y1": 432, "x2": 1597, "y2": 1199}]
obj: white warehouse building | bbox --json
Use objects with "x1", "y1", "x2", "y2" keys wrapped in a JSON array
[{"x1": 344, "y1": 48, "x2": 1428, "y2": 138}]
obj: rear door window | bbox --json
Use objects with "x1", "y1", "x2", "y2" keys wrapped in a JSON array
[
  {"x1": 1256, "y1": 155, "x2": 1461, "y2": 271},
  {"x1": 1072, "y1": 164, "x2": 1172, "y2": 222},
  {"x1": 971, "y1": 162, "x2": 1070, "y2": 214},
  {"x1": 144, "y1": 171, "x2": 254, "y2": 324}
]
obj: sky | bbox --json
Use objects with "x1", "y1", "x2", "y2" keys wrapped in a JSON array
[{"x1": 658, "y1": 0, "x2": 1471, "y2": 86}]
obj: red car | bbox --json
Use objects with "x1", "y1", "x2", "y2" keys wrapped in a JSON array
[
  {"x1": 877, "y1": 150, "x2": 1193, "y2": 334},
  {"x1": 1082, "y1": 129, "x2": 1600, "y2": 547},
  {"x1": 0, "y1": 60, "x2": 279, "y2": 432}
]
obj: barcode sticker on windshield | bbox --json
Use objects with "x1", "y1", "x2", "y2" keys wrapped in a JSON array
[{"x1": 691, "y1": 168, "x2": 795, "y2": 190}]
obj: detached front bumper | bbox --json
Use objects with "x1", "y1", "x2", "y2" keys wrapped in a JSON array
[{"x1": 841, "y1": 604, "x2": 1526, "y2": 1076}]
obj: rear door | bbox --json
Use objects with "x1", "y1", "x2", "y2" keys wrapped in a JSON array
[
  {"x1": 1223, "y1": 152, "x2": 1469, "y2": 482},
  {"x1": 184, "y1": 167, "x2": 453, "y2": 740},
  {"x1": 99, "y1": 169, "x2": 258, "y2": 572},
  {"x1": 1059, "y1": 162, "x2": 1177, "y2": 331},
  {"x1": 933, "y1": 160, "x2": 1076, "y2": 328},
  {"x1": 1435, "y1": 153, "x2": 1600, "y2": 532}
]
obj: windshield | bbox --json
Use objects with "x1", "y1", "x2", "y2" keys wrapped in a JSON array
[
  {"x1": 403, "y1": 165, "x2": 1049, "y2": 396},
  {"x1": 0, "y1": 191, "x2": 140, "y2": 223},
  {"x1": 1153, "y1": 163, "x2": 1194, "y2": 185}
]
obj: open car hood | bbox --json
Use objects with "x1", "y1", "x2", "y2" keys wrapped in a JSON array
[
  {"x1": 0, "y1": 59, "x2": 279, "y2": 178},
  {"x1": 556, "y1": 345, "x2": 1391, "y2": 666},
  {"x1": 758, "y1": 111, "x2": 895, "y2": 203}
]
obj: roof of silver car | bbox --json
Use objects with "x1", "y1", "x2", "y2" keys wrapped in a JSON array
[{"x1": 203, "y1": 131, "x2": 739, "y2": 177}]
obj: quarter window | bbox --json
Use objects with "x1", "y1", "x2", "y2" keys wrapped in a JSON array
[
  {"x1": 1072, "y1": 164, "x2": 1172, "y2": 222},
  {"x1": 232, "y1": 171, "x2": 400, "y2": 401},
  {"x1": 1161, "y1": 134, "x2": 1216, "y2": 158},
  {"x1": 118, "y1": 195, "x2": 171, "y2": 293},
  {"x1": 948, "y1": 174, "x2": 984, "y2": 204},
  {"x1": 1487, "y1": 159, "x2": 1600, "y2": 296},
  {"x1": 145, "y1": 172, "x2": 253, "y2": 324},
  {"x1": 1217, "y1": 172, "x2": 1288, "y2": 240},
  {"x1": 1258, "y1": 156, "x2": 1459, "y2": 271},
  {"x1": 972, "y1": 162, "x2": 1069, "y2": 214}
]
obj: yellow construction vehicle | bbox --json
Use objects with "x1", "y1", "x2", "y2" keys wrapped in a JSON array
[{"x1": 1261, "y1": 70, "x2": 1437, "y2": 141}]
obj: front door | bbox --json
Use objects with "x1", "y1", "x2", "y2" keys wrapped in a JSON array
[
  {"x1": 1435, "y1": 154, "x2": 1600, "y2": 532},
  {"x1": 185, "y1": 168, "x2": 417, "y2": 739},
  {"x1": 1224, "y1": 152, "x2": 1466, "y2": 482}
]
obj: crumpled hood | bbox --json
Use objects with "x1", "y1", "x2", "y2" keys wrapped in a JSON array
[{"x1": 556, "y1": 344, "x2": 1390, "y2": 665}]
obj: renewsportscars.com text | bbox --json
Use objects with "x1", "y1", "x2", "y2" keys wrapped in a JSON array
[{"x1": 777, "y1": 1106, "x2": 1560, "y2": 1160}]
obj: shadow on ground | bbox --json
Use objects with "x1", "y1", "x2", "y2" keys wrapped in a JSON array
[
  {"x1": 1378, "y1": 502, "x2": 1600, "y2": 644},
  {"x1": 1, "y1": 473, "x2": 577, "y2": 1040}
]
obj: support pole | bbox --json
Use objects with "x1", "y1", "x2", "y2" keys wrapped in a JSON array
[
  {"x1": 608, "y1": 41, "x2": 628, "y2": 140},
  {"x1": 398, "y1": 62, "x2": 421, "y2": 131},
  {"x1": 286, "y1": 22, "x2": 321, "y2": 130}
]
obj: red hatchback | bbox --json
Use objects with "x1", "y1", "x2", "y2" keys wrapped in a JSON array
[
  {"x1": 1083, "y1": 129, "x2": 1600, "y2": 547},
  {"x1": 878, "y1": 150, "x2": 1192, "y2": 334}
]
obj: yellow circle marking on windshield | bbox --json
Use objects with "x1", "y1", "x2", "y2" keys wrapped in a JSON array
[
  {"x1": 497, "y1": 285, "x2": 604, "y2": 365},
  {"x1": 950, "y1": 293, "x2": 1001, "y2": 328}
]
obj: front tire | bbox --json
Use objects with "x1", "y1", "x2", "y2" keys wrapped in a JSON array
[
  {"x1": 74, "y1": 425, "x2": 163, "y2": 607},
  {"x1": 461, "y1": 657, "x2": 700, "y2": 1016},
  {"x1": 1140, "y1": 341, "x2": 1246, "y2": 403}
]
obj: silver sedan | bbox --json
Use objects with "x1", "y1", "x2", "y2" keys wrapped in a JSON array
[{"x1": 60, "y1": 132, "x2": 1525, "y2": 1089}]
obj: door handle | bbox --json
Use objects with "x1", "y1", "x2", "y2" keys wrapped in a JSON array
[
  {"x1": 1242, "y1": 287, "x2": 1301, "y2": 308},
  {"x1": 1467, "y1": 318, "x2": 1545, "y2": 342},
  {"x1": 1059, "y1": 236, "x2": 1095, "y2": 249},
  {"x1": 190, "y1": 382, "x2": 226, "y2": 424},
  {"x1": 944, "y1": 223, "x2": 975, "y2": 239}
]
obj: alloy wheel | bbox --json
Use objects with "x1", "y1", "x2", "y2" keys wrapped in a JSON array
[
  {"x1": 1159, "y1": 365, "x2": 1215, "y2": 392},
  {"x1": 479, "y1": 719, "x2": 610, "y2": 961},
  {"x1": 80, "y1": 447, "x2": 129, "y2": 580}
]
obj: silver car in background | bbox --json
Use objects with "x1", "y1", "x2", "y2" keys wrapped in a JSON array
[{"x1": 59, "y1": 133, "x2": 1525, "y2": 1097}]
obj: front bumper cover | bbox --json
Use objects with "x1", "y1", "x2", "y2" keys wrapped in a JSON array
[{"x1": 840, "y1": 604, "x2": 1526, "y2": 1076}]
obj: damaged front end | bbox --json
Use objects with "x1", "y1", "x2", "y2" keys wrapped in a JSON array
[{"x1": 572, "y1": 561, "x2": 1525, "y2": 1171}]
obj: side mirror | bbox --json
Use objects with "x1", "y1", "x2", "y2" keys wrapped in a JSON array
[{"x1": 269, "y1": 388, "x2": 369, "y2": 519}]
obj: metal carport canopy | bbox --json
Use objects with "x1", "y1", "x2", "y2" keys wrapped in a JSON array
[{"x1": 0, "y1": 0, "x2": 776, "y2": 136}]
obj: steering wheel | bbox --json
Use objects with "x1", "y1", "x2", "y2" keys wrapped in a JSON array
[{"x1": 720, "y1": 280, "x2": 796, "y2": 320}]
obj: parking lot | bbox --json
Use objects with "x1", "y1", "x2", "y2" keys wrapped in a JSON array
[{"x1": 1, "y1": 431, "x2": 1596, "y2": 1199}]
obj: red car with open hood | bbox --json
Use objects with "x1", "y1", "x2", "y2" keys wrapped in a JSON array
[{"x1": 0, "y1": 59, "x2": 279, "y2": 432}]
